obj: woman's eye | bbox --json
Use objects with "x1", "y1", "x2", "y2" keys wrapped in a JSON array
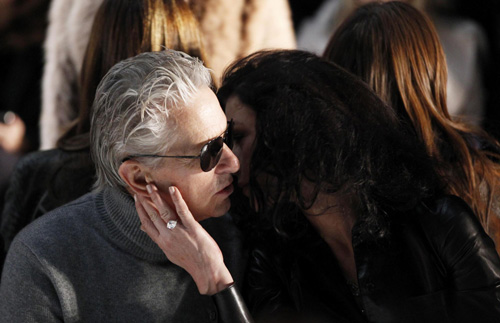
[{"x1": 232, "y1": 133, "x2": 245, "y2": 143}]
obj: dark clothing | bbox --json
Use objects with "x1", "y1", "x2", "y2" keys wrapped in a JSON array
[
  {"x1": 1, "y1": 147, "x2": 94, "y2": 268},
  {"x1": 0, "y1": 187, "x2": 250, "y2": 322},
  {"x1": 246, "y1": 196, "x2": 500, "y2": 322}
]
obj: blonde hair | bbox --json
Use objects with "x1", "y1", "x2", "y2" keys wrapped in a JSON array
[{"x1": 59, "y1": 0, "x2": 206, "y2": 147}]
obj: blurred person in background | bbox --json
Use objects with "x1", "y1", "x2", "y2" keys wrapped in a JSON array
[
  {"x1": 0, "y1": 0, "x2": 50, "y2": 223},
  {"x1": 324, "y1": 1, "x2": 500, "y2": 253},
  {"x1": 445, "y1": 0, "x2": 500, "y2": 141},
  {"x1": 296, "y1": 0, "x2": 488, "y2": 127},
  {"x1": 39, "y1": 0, "x2": 296, "y2": 149}
]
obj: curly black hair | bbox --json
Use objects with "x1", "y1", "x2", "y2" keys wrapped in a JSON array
[{"x1": 218, "y1": 50, "x2": 442, "y2": 242}]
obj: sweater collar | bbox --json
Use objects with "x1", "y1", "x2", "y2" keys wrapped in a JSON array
[{"x1": 96, "y1": 187, "x2": 168, "y2": 262}]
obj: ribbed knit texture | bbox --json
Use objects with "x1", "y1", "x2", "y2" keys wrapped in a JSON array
[{"x1": 97, "y1": 188, "x2": 166, "y2": 261}]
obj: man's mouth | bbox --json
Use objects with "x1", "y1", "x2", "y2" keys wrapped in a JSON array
[{"x1": 216, "y1": 179, "x2": 234, "y2": 195}]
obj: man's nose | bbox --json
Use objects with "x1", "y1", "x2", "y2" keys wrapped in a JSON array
[{"x1": 215, "y1": 144, "x2": 240, "y2": 174}]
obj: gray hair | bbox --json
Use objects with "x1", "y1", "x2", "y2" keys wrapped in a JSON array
[{"x1": 90, "y1": 50, "x2": 213, "y2": 191}]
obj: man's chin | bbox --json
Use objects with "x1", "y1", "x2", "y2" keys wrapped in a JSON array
[
  {"x1": 194, "y1": 201, "x2": 231, "y2": 222},
  {"x1": 215, "y1": 199, "x2": 231, "y2": 217}
]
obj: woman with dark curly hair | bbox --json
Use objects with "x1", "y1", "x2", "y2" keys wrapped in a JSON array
[
  {"x1": 136, "y1": 50, "x2": 500, "y2": 322},
  {"x1": 323, "y1": 1, "x2": 500, "y2": 253}
]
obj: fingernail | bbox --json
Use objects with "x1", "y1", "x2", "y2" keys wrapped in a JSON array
[
  {"x1": 133, "y1": 194, "x2": 137, "y2": 201},
  {"x1": 140, "y1": 225, "x2": 145, "y2": 232},
  {"x1": 146, "y1": 184, "x2": 152, "y2": 194},
  {"x1": 169, "y1": 186, "x2": 175, "y2": 194}
]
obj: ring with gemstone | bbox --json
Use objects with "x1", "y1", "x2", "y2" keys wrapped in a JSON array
[{"x1": 167, "y1": 220, "x2": 177, "y2": 230}]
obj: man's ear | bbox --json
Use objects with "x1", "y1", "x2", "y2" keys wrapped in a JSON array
[{"x1": 118, "y1": 161, "x2": 151, "y2": 196}]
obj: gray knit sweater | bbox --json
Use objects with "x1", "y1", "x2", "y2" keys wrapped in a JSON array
[{"x1": 0, "y1": 187, "x2": 246, "y2": 322}]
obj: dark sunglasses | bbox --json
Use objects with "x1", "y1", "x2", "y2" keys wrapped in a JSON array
[{"x1": 122, "y1": 119, "x2": 234, "y2": 172}]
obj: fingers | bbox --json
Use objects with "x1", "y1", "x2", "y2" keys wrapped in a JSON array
[
  {"x1": 137, "y1": 183, "x2": 196, "y2": 234},
  {"x1": 146, "y1": 184, "x2": 175, "y2": 223},
  {"x1": 169, "y1": 186, "x2": 196, "y2": 228}
]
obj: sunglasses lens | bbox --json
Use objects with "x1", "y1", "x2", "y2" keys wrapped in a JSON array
[
  {"x1": 200, "y1": 137, "x2": 224, "y2": 172},
  {"x1": 199, "y1": 121, "x2": 233, "y2": 172}
]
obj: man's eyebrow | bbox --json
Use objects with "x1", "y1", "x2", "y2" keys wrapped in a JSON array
[
  {"x1": 188, "y1": 125, "x2": 226, "y2": 151},
  {"x1": 203, "y1": 125, "x2": 227, "y2": 143}
]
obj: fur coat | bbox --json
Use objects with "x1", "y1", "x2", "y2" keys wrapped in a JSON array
[{"x1": 40, "y1": 0, "x2": 296, "y2": 149}]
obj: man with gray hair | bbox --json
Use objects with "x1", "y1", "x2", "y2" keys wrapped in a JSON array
[{"x1": 0, "y1": 50, "x2": 251, "y2": 322}]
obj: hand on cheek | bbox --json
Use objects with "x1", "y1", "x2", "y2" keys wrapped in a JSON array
[{"x1": 134, "y1": 184, "x2": 233, "y2": 295}]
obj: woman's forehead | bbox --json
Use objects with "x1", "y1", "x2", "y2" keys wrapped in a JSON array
[{"x1": 225, "y1": 96, "x2": 255, "y2": 121}]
